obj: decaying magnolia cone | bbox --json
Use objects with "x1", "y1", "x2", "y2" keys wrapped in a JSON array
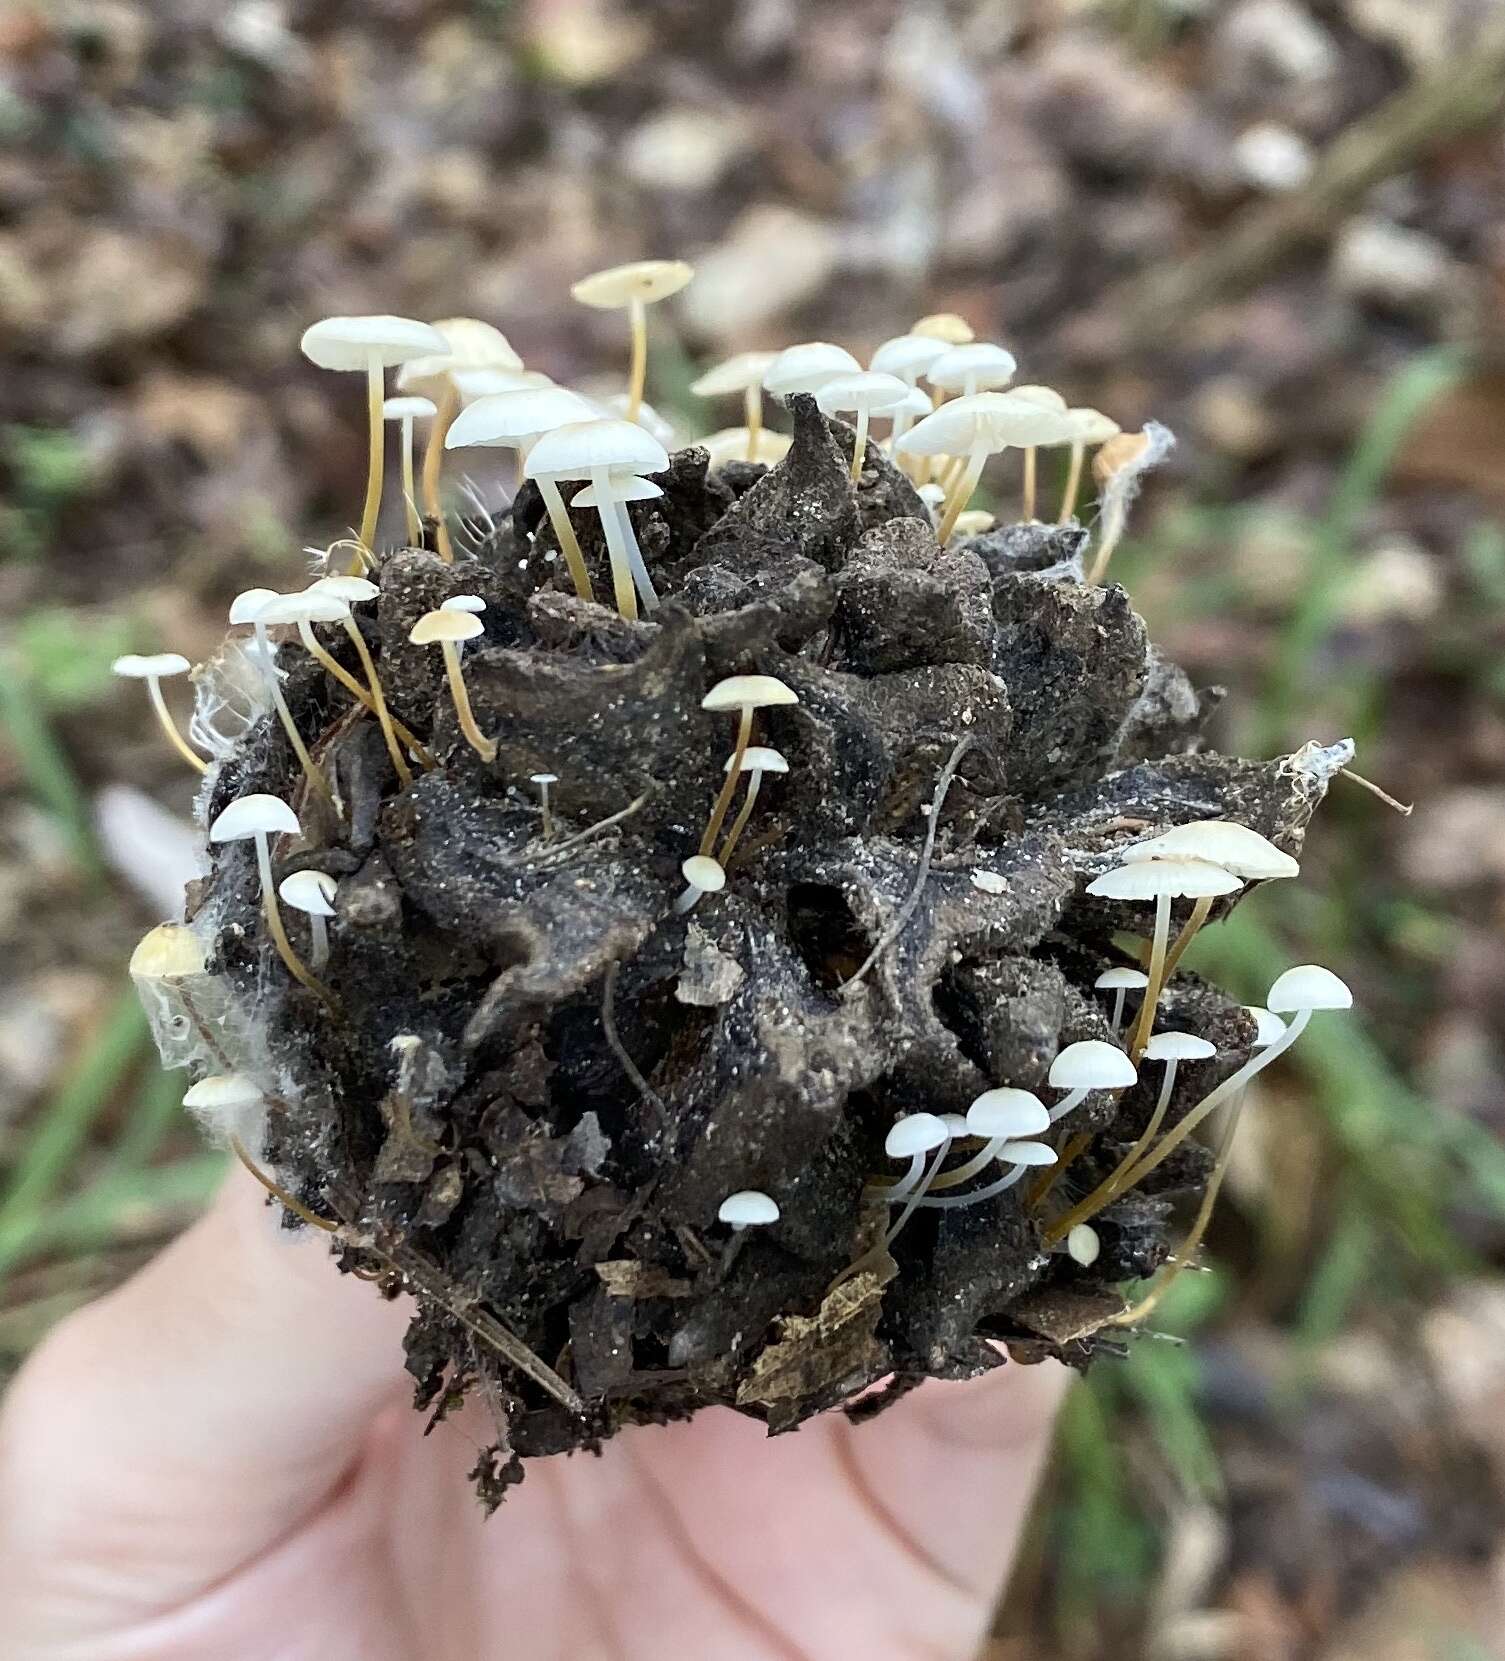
[{"x1": 141, "y1": 300, "x2": 1354, "y2": 1511}]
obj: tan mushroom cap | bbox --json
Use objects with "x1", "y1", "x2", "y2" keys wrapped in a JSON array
[
  {"x1": 129, "y1": 922, "x2": 206, "y2": 980},
  {"x1": 701, "y1": 673, "x2": 800, "y2": 712},
  {"x1": 911, "y1": 312, "x2": 975, "y2": 344},
  {"x1": 571, "y1": 259, "x2": 695, "y2": 308},
  {"x1": 410, "y1": 609, "x2": 484, "y2": 646},
  {"x1": 691, "y1": 351, "x2": 779, "y2": 398},
  {"x1": 383, "y1": 395, "x2": 437, "y2": 421},
  {"x1": 1094, "y1": 429, "x2": 1154, "y2": 485},
  {"x1": 300, "y1": 315, "x2": 447, "y2": 371}
]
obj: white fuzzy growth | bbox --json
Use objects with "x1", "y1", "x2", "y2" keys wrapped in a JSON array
[
  {"x1": 1098, "y1": 420, "x2": 1175, "y2": 537},
  {"x1": 189, "y1": 638, "x2": 277, "y2": 763}
]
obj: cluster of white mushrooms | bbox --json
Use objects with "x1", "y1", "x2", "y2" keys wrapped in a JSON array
[{"x1": 110, "y1": 258, "x2": 1351, "y2": 1320}]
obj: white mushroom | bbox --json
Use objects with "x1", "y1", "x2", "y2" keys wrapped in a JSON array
[
  {"x1": 1008, "y1": 384, "x2": 1070, "y2": 521},
  {"x1": 717, "y1": 1189, "x2": 780, "y2": 1229},
  {"x1": 1095, "y1": 966, "x2": 1149, "y2": 1033},
  {"x1": 530, "y1": 771, "x2": 559, "y2": 837},
  {"x1": 111, "y1": 653, "x2": 206, "y2": 775},
  {"x1": 409, "y1": 608, "x2": 496, "y2": 763},
  {"x1": 697, "y1": 674, "x2": 800, "y2": 857},
  {"x1": 815, "y1": 370, "x2": 910, "y2": 485},
  {"x1": 299, "y1": 314, "x2": 447, "y2": 558},
  {"x1": 926, "y1": 1087, "x2": 1052, "y2": 1193},
  {"x1": 570, "y1": 259, "x2": 694, "y2": 423},
  {"x1": 524, "y1": 418, "x2": 670, "y2": 620},
  {"x1": 278, "y1": 868, "x2": 337, "y2": 969},
  {"x1": 691, "y1": 351, "x2": 779, "y2": 461},
  {"x1": 1047, "y1": 1040, "x2": 1138, "y2": 1123},
  {"x1": 674, "y1": 853, "x2": 726, "y2": 916},
  {"x1": 925, "y1": 342, "x2": 1018, "y2": 399},
  {"x1": 761, "y1": 342, "x2": 861, "y2": 403},
  {"x1": 716, "y1": 744, "x2": 789, "y2": 865},
  {"x1": 382, "y1": 394, "x2": 438, "y2": 546}
]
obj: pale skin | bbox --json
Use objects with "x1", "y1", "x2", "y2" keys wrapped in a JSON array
[{"x1": 0, "y1": 1170, "x2": 1066, "y2": 1661}]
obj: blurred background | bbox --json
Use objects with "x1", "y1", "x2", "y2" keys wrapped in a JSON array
[{"x1": 2, "y1": 0, "x2": 1505, "y2": 1654}]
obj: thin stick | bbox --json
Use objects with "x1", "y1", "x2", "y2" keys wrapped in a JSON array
[
  {"x1": 147, "y1": 677, "x2": 207, "y2": 773},
  {"x1": 1341, "y1": 767, "x2": 1413, "y2": 815},
  {"x1": 358, "y1": 356, "x2": 385, "y2": 557},
  {"x1": 602, "y1": 961, "x2": 669, "y2": 1134}
]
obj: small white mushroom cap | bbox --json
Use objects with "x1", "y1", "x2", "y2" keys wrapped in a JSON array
[
  {"x1": 183, "y1": 1073, "x2": 265, "y2": 1113},
  {"x1": 571, "y1": 474, "x2": 664, "y2": 508},
  {"x1": 1048, "y1": 1040, "x2": 1137, "y2": 1091},
  {"x1": 530, "y1": 772, "x2": 559, "y2": 785},
  {"x1": 917, "y1": 482, "x2": 948, "y2": 511},
  {"x1": 1143, "y1": 1031, "x2": 1217, "y2": 1063},
  {"x1": 997, "y1": 1141, "x2": 1057, "y2": 1167},
  {"x1": 701, "y1": 673, "x2": 800, "y2": 713},
  {"x1": 1010, "y1": 384, "x2": 1068, "y2": 412},
  {"x1": 762, "y1": 342, "x2": 861, "y2": 399},
  {"x1": 701, "y1": 427, "x2": 793, "y2": 469},
  {"x1": 723, "y1": 745, "x2": 789, "y2": 774},
  {"x1": 966, "y1": 1087, "x2": 1051, "y2": 1138},
  {"x1": 441, "y1": 594, "x2": 487, "y2": 613},
  {"x1": 1123, "y1": 820, "x2": 1300, "y2": 881},
  {"x1": 884, "y1": 1112, "x2": 950, "y2": 1158},
  {"x1": 278, "y1": 868, "x2": 337, "y2": 916},
  {"x1": 452, "y1": 367, "x2": 552, "y2": 405},
  {"x1": 1266, "y1": 964, "x2": 1353, "y2": 1013},
  {"x1": 210, "y1": 793, "x2": 300, "y2": 842},
  {"x1": 1246, "y1": 1005, "x2": 1288, "y2": 1047},
  {"x1": 383, "y1": 395, "x2": 437, "y2": 422},
  {"x1": 310, "y1": 575, "x2": 380, "y2": 604},
  {"x1": 410, "y1": 609, "x2": 484, "y2": 646},
  {"x1": 300, "y1": 315, "x2": 447, "y2": 371},
  {"x1": 894, "y1": 385, "x2": 935, "y2": 420},
  {"x1": 395, "y1": 318, "x2": 523, "y2": 397},
  {"x1": 229, "y1": 586, "x2": 279, "y2": 625},
  {"x1": 446, "y1": 386, "x2": 597, "y2": 449},
  {"x1": 814, "y1": 370, "x2": 910, "y2": 417},
  {"x1": 941, "y1": 1113, "x2": 971, "y2": 1137},
  {"x1": 911, "y1": 312, "x2": 975, "y2": 344},
  {"x1": 255, "y1": 589, "x2": 350, "y2": 627},
  {"x1": 523, "y1": 417, "x2": 670, "y2": 482},
  {"x1": 1086, "y1": 856, "x2": 1244, "y2": 902},
  {"x1": 691, "y1": 351, "x2": 779, "y2": 398},
  {"x1": 571, "y1": 259, "x2": 694, "y2": 308},
  {"x1": 1067, "y1": 407, "x2": 1122, "y2": 446},
  {"x1": 1096, "y1": 967, "x2": 1150, "y2": 991},
  {"x1": 926, "y1": 342, "x2": 1018, "y2": 393},
  {"x1": 590, "y1": 393, "x2": 678, "y2": 448},
  {"x1": 869, "y1": 333, "x2": 950, "y2": 381},
  {"x1": 1067, "y1": 1223, "x2": 1101, "y2": 1267},
  {"x1": 717, "y1": 1189, "x2": 779, "y2": 1226},
  {"x1": 113, "y1": 652, "x2": 191, "y2": 679},
  {"x1": 895, "y1": 391, "x2": 1072, "y2": 457},
  {"x1": 952, "y1": 510, "x2": 996, "y2": 537},
  {"x1": 129, "y1": 922, "x2": 206, "y2": 980},
  {"x1": 680, "y1": 854, "x2": 726, "y2": 894}
]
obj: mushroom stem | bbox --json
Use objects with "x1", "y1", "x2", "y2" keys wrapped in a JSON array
[
  {"x1": 626, "y1": 295, "x2": 648, "y2": 422},
  {"x1": 422, "y1": 382, "x2": 459, "y2": 563},
  {"x1": 911, "y1": 1162, "x2": 1030, "y2": 1210},
  {"x1": 1059, "y1": 441, "x2": 1086, "y2": 522},
  {"x1": 439, "y1": 641, "x2": 497, "y2": 763},
  {"x1": 926, "y1": 1138, "x2": 1012, "y2": 1193},
  {"x1": 399, "y1": 411, "x2": 421, "y2": 547},
  {"x1": 1048, "y1": 1086, "x2": 1091, "y2": 1125},
  {"x1": 698, "y1": 709, "x2": 754, "y2": 857},
  {"x1": 253, "y1": 832, "x2": 335, "y2": 1007},
  {"x1": 308, "y1": 912, "x2": 330, "y2": 970},
  {"x1": 146, "y1": 674, "x2": 208, "y2": 774},
  {"x1": 613, "y1": 494, "x2": 660, "y2": 613},
  {"x1": 936, "y1": 445, "x2": 986, "y2": 546},
  {"x1": 717, "y1": 769, "x2": 764, "y2": 865},
  {"x1": 292, "y1": 620, "x2": 432, "y2": 773},
  {"x1": 587, "y1": 467, "x2": 643, "y2": 620},
  {"x1": 883, "y1": 1132, "x2": 953, "y2": 1247},
  {"x1": 848, "y1": 408, "x2": 870, "y2": 486},
  {"x1": 1109, "y1": 987, "x2": 1128, "y2": 1031},
  {"x1": 358, "y1": 354, "x2": 385, "y2": 557},
  {"x1": 1161, "y1": 894, "x2": 1215, "y2": 982},
  {"x1": 252, "y1": 622, "x2": 338, "y2": 813},
  {"x1": 743, "y1": 383, "x2": 763, "y2": 460},
  {"x1": 536, "y1": 477, "x2": 595, "y2": 603},
  {"x1": 1128, "y1": 894, "x2": 1173, "y2": 1061},
  {"x1": 1023, "y1": 445, "x2": 1038, "y2": 520},
  {"x1": 1058, "y1": 1061, "x2": 1184, "y2": 1233},
  {"x1": 1088, "y1": 495, "x2": 1130, "y2": 585}
]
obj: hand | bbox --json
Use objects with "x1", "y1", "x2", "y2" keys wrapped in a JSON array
[{"x1": 0, "y1": 1172, "x2": 1066, "y2": 1660}]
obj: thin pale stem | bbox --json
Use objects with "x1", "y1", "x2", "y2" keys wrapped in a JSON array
[
  {"x1": 1128, "y1": 895, "x2": 1172, "y2": 1061},
  {"x1": 717, "y1": 770, "x2": 763, "y2": 865},
  {"x1": 614, "y1": 496, "x2": 660, "y2": 613},
  {"x1": 337, "y1": 619, "x2": 414, "y2": 786},
  {"x1": 592, "y1": 470, "x2": 638, "y2": 621},
  {"x1": 626, "y1": 296, "x2": 647, "y2": 422},
  {"x1": 1110, "y1": 988, "x2": 1127, "y2": 1031},
  {"x1": 537, "y1": 477, "x2": 595, "y2": 602},
  {"x1": 699, "y1": 709, "x2": 753, "y2": 857},
  {"x1": 1088, "y1": 498, "x2": 1128, "y2": 585},
  {"x1": 1023, "y1": 446, "x2": 1038, "y2": 520},
  {"x1": 230, "y1": 1133, "x2": 340, "y2": 1232},
  {"x1": 399, "y1": 415, "x2": 420, "y2": 546},
  {"x1": 260, "y1": 633, "x2": 337, "y2": 814},
  {"x1": 928, "y1": 1138, "x2": 1006, "y2": 1192},
  {"x1": 936, "y1": 447, "x2": 986, "y2": 546},
  {"x1": 309, "y1": 913, "x2": 330, "y2": 970},
  {"x1": 147, "y1": 676, "x2": 207, "y2": 773},
  {"x1": 743, "y1": 384, "x2": 762, "y2": 459},
  {"x1": 424, "y1": 381, "x2": 458, "y2": 563},
  {"x1": 1049, "y1": 1086, "x2": 1090, "y2": 1125},
  {"x1": 440, "y1": 641, "x2": 497, "y2": 763},
  {"x1": 1161, "y1": 894, "x2": 1214, "y2": 982},
  {"x1": 1059, "y1": 441, "x2": 1086, "y2": 522},
  {"x1": 255, "y1": 836, "x2": 336, "y2": 1009},
  {"x1": 849, "y1": 408, "x2": 869, "y2": 485},
  {"x1": 884, "y1": 1135, "x2": 952, "y2": 1246},
  {"x1": 912, "y1": 1162, "x2": 1028, "y2": 1210},
  {"x1": 1047, "y1": 1062, "x2": 1181, "y2": 1243},
  {"x1": 358, "y1": 355, "x2": 385, "y2": 557},
  {"x1": 294, "y1": 621, "x2": 432, "y2": 771}
]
